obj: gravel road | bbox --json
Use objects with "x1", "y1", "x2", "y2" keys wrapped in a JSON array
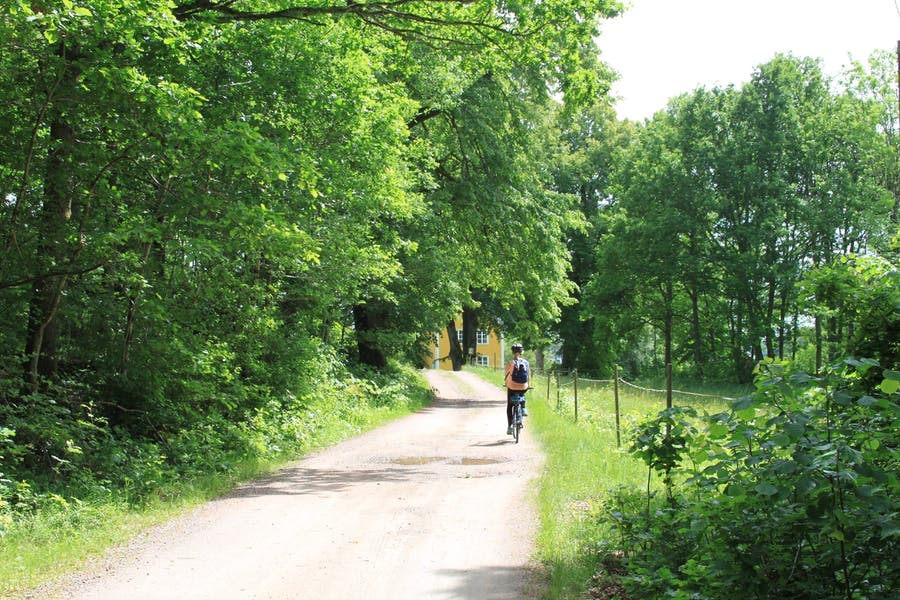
[{"x1": 36, "y1": 369, "x2": 545, "y2": 600}]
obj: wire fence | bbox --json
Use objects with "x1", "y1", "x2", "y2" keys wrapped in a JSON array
[{"x1": 537, "y1": 365, "x2": 738, "y2": 448}]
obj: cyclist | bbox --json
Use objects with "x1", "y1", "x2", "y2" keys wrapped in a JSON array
[{"x1": 504, "y1": 343, "x2": 530, "y2": 435}]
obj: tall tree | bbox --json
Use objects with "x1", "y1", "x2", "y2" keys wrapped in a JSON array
[
  {"x1": 571, "y1": 52, "x2": 895, "y2": 382},
  {"x1": 553, "y1": 103, "x2": 633, "y2": 373}
]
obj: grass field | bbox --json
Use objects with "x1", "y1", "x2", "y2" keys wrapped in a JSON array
[{"x1": 470, "y1": 366, "x2": 748, "y2": 598}]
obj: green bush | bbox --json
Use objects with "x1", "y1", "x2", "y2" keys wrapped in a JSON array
[
  {"x1": 0, "y1": 355, "x2": 430, "y2": 521},
  {"x1": 605, "y1": 358, "x2": 900, "y2": 599}
]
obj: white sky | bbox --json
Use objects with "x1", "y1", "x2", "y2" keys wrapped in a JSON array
[{"x1": 598, "y1": 0, "x2": 900, "y2": 121}]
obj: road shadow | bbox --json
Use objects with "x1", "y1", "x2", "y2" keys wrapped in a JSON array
[
  {"x1": 422, "y1": 397, "x2": 506, "y2": 410},
  {"x1": 223, "y1": 465, "x2": 418, "y2": 499},
  {"x1": 434, "y1": 564, "x2": 547, "y2": 600},
  {"x1": 470, "y1": 440, "x2": 513, "y2": 447}
]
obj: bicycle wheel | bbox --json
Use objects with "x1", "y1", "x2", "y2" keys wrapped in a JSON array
[{"x1": 513, "y1": 405, "x2": 522, "y2": 443}]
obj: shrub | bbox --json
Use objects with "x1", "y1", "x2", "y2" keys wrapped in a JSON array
[{"x1": 606, "y1": 358, "x2": 900, "y2": 599}]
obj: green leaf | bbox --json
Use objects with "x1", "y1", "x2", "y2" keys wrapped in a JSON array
[
  {"x1": 796, "y1": 477, "x2": 817, "y2": 494},
  {"x1": 880, "y1": 378, "x2": 900, "y2": 394},
  {"x1": 771, "y1": 432, "x2": 792, "y2": 447},
  {"x1": 855, "y1": 485, "x2": 876, "y2": 498},
  {"x1": 834, "y1": 390, "x2": 855, "y2": 406},
  {"x1": 724, "y1": 483, "x2": 747, "y2": 498},
  {"x1": 789, "y1": 372, "x2": 813, "y2": 384},
  {"x1": 857, "y1": 395, "x2": 878, "y2": 406},
  {"x1": 784, "y1": 422, "x2": 806, "y2": 438},
  {"x1": 731, "y1": 397, "x2": 753, "y2": 411},
  {"x1": 736, "y1": 407, "x2": 756, "y2": 420},
  {"x1": 708, "y1": 423, "x2": 729, "y2": 439},
  {"x1": 858, "y1": 437, "x2": 881, "y2": 454},
  {"x1": 755, "y1": 482, "x2": 779, "y2": 496},
  {"x1": 774, "y1": 460, "x2": 798, "y2": 475}
]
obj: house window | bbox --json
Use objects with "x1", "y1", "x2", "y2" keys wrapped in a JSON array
[
  {"x1": 457, "y1": 329, "x2": 489, "y2": 344},
  {"x1": 476, "y1": 355, "x2": 489, "y2": 367}
]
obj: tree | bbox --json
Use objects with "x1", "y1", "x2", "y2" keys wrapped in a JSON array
[
  {"x1": 569, "y1": 52, "x2": 895, "y2": 382},
  {"x1": 553, "y1": 103, "x2": 633, "y2": 373},
  {"x1": 591, "y1": 112, "x2": 706, "y2": 375},
  {"x1": 2, "y1": 0, "x2": 624, "y2": 389}
]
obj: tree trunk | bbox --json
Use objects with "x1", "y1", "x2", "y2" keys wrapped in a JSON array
[
  {"x1": 778, "y1": 285, "x2": 789, "y2": 360},
  {"x1": 765, "y1": 274, "x2": 777, "y2": 358},
  {"x1": 791, "y1": 309, "x2": 798, "y2": 361},
  {"x1": 446, "y1": 320, "x2": 464, "y2": 371},
  {"x1": 24, "y1": 275, "x2": 66, "y2": 390},
  {"x1": 534, "y1": 348, "x2": 545, "y2": 372},
  {"x1": 689, "y1": 286, "x2": 703, "y2": 374},
  {"x1": 663, "y1": 281, "x2": 673, "y2": 370},
  {"x1": 353, "y1": 302, "x2": 388, "y2": 368},
  {"x1": 22, "y1": 40, "x2": 85, "y2": 390},
  {"x1": 24, "y1": 111, "x2": 78, "y2": 389},
  {"x1": 815, "y1": 315, "x2": 822, "y2": 374},
  {"x1": 461, "y1": 306, "x2": 477, "y2": 365},
  {"x1": 732, "y1": 303, "x2": 755, "y2": 383}
]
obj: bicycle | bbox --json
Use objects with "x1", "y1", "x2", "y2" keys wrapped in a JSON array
[{"x1": 509, "y1": 390, "x2": 527, "y2": 443}]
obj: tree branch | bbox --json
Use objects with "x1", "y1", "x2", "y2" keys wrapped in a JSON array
[
  {"x1": 172, "y1": 0, "x2": 523, "y2": 39},
  {"x1": 407, "y1": 107, "x2": 443, "y2": 129},
  {"x1": 0, "y1": 261, "x2": 109, "y2": 291}
]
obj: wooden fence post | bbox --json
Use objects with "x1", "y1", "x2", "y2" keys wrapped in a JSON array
[
  {"x1": 573, "y1": 368, "x2": 578, "y2": 422},
  {"x1": 614, "y1": 364, "x2": 621, "y2": 448},
  {"x1": 547, "y1": 368, "x2": 551, "y2": 403},
  {"x1": 556, "y1": 371, "x2": 560, "y2": 409},
  {"x1": 666, "y1": 362, "x2": 673, "y2": 436}
]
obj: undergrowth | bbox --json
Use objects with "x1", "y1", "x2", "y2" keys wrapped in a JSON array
[
  {"x1": 0, "y1": 361, "x2": 431, "y2": 597},
  {"x1": 475, "y1": 361, "x2": 899, "y2": 599},
  {"x1": 604, "y1": 358, "x2": 899, "y2": 599}
]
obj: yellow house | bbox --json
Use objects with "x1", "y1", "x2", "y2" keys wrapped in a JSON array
[{"x1": 424, "y1": 319, "x2": 505, "y2": 370}]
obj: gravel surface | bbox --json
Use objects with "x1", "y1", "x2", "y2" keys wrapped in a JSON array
[{"x1": 32, "y1": 369, "x2": 545, "y2": 600}]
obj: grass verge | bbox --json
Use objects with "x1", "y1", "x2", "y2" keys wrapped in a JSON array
[{"x1": 470, "y1": 366, "x2": 741, "y2": 599}]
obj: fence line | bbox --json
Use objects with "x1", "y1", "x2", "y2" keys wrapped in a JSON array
[
  {"x1": 575, "y1": 377, "x2": 615, "y2": 384},
  {"x1": 617, "y1": 377, "x2": 735, "y2": 401},
  {"x1": 547, "y1": 371, "x2": 734, "y2": 401},
  {"x1": 540, "y1": 364, "x2": 737, "y2": 447}
]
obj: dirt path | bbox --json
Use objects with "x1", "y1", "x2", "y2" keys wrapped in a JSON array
[{"x1": 39, "y1": 370, "x2": 545, "y2": 600}]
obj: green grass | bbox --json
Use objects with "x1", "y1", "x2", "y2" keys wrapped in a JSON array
[
  {"x1": 1, "y1": 496, "x2": 195, "y2": 597},
  {"x1": 470, "y1": 366, "x2": 744, "y2": 599}
]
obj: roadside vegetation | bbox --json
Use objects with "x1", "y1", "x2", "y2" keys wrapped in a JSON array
[
  {"x1": 0, "y1": 362, "x2": 431, "y2": 597},
  {"x1": 474, "y1": 366, "x2": 730, "y2": 596},
  {"x1": 1, "y1": 2, "x2": 896, "y2": 599},
  {"x1": 475, "y1": 361, "x2": 899, "y2": 599}
]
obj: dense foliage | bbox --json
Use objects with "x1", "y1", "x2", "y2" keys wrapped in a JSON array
[
  {"x1": 556, "y1": 52, "x2": 898, "y2": 382},
  {"x1": 0, "y1": 0, "x2": 620, "y2": 510},
  {"x1": 604, "y1": 359, "x2": 899, "y2": 599},
  {"x1": 0, "y1": 2, "x2": 897, "y2": 597}
]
